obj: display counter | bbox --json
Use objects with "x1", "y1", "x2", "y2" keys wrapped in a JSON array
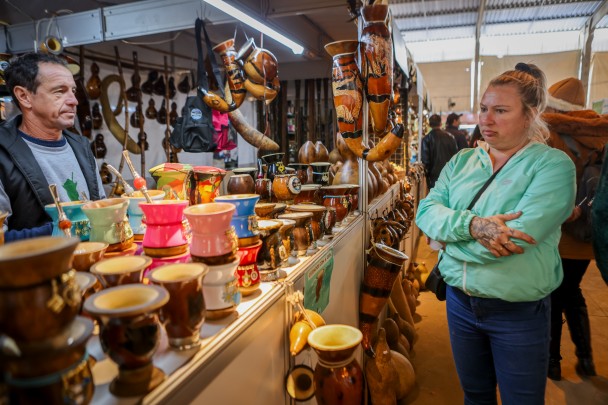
[{"x1": 87, "y1": 183, "x2": 404, "y2": 404}]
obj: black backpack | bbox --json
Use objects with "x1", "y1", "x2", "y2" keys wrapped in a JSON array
[
  {"x1": 170, "y1": 90, "x2": 217, "y2": 153},
  {"x1": 170, "y1": 18, "x2": 221, "y2": 153},
  {"x1": 563, "y1": 161, "x2": 602, "y2": 243}
]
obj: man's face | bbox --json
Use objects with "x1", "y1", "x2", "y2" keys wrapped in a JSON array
[
  {"x1": 23, "y1": 62, "x2": 78, "y2": 130},
  {"x1": 453, "y1": 118, "x2": 460, "y2": 127}
]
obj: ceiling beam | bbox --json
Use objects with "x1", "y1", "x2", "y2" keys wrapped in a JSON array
[
  {"x1": 265, "y1": 0, "x2": 345, "y2": 19},
  {"x1": 471, "y1": 0, "x2": 486, "y2": 113},
  {"x1": 580, "y1": 0, "x2": 608, "y2": 100},
  {"x1": 589, "y1": 0, "x2": 608, "y2": 28},
  {"x1": 299, "y1": 14, "x2": 335, "y2": 59}
]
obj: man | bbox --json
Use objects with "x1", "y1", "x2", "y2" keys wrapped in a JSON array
[
  {"x1": 592, "y1": 146, "x2": 608, "y2": 286},
  {"x1": 0, "y1": 52, "x2": 105, "y2": 242},
  {"x1": 420, "y1": 114, "x2": 458, "y2": 190},
  {"x1": 445, "y1": 112, "x2": 469, "y2": 150}
]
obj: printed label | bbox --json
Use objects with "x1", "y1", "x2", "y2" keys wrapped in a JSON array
[{"x1": 190, "y1": 108, "x2": 203, "y2": 121}]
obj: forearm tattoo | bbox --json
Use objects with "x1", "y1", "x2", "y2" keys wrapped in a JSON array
[{"x1": 470, "y1": 217, "x2": 501, "y2": 245}]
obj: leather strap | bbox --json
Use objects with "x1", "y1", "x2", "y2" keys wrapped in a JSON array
[
  {"x1": 467, "y1": 153, "x2": 515, "y2": 210},
  {"x1": 194, "y1": 18, "x2": 225, "y2": 98}
]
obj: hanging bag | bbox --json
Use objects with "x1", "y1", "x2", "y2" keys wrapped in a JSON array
[
  {"x1": 425, "y1": 155, "x2": 514, "y2": 300},
  {"x1": 170, "y1": 18, "x2": 221, "y2": 153},
  {"x1": 563, "y1": 159, "x2": 602, "y2": 243}
]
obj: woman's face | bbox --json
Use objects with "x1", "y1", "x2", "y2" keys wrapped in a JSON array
[{"x1": 479, "y1": 84, "x2": 530, "y2": 151}]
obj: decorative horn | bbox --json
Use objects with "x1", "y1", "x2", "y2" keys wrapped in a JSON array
[
  {"x1": 326, "y1": 39, "x2": 402, "y2": 162},
  {"x1": 99, "y1": 74, "x2": 141, "y2": 155},
  {"x1": 344, "y1": 122, "x2": 404, "y2": 162},
  {"x1": 212, "y1": 39, "x2": 247, "y2": 110},
  {"x1": 39, "y1": 36, "x2": 63, "y2": 55},
  {"x1": 244, "y1": 79, "x2": 278, "y2": 102},
  {"x1": 200, "y1": 88, "x2": 237, "y2": 113},
  {"x1": 359, "y1": 3, "x2": 393, "y2": 136},
  {"x1": 225, "y1": 81, "x2": 279, "y2": 152}
]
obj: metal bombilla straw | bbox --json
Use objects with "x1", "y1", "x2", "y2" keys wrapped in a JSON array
[
  {"x1": 105, "y1": 164, "x2": 135, "y2": 196},
  {"x1": 48, "y1": 184, "x2": 72, "y2": 237},
  {"x1": 122, "y1": 150, "x2": 152, "y2": 203}
]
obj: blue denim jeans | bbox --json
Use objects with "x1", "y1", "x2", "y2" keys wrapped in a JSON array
[{"x1": 446, "y1": 285, "x2": 551, "y2": 405}]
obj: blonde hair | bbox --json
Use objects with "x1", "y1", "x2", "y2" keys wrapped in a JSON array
[{"x1": 488, "y1": 63, "x2": 550, "y2": 144}]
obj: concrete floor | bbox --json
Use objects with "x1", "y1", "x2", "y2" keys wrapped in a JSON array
[{"x1": 407, "y1": 237, "x2": 608, "y2": 404}]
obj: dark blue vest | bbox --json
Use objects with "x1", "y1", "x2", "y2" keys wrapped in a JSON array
[{"x1": 0, "y1": 116, "x2": 101, "y2": 231}]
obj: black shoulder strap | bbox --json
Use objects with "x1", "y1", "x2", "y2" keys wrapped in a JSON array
[
  {"x1": 435, "y1": 151, "x2": 516, "y2": 264},
  {"x1": 194, "y1": 18, "x2": 208, "y2": 98},
  {"x1": 467, "y1": 152, "x2": 515, "y2": 210},
  {"x1": 194, "y1": 18, "x2": 225, "y2": 98}
]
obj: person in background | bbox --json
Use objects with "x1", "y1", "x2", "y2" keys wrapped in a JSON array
[
  {"x1": 543, "y1": 77, "x2": 608, "y2": 380},
  {"x1": 592, "y1": 146, "x2": 608, "y2": 286},
  {"x1": 420, "y1": 113, "x2": 458, "y2": 190},
  {"x1": 416, "y1": 63, "x2": 575, "y2": 404},
  {"x1": 469, "y1": 124, "x2": 483, "y2": 148},
  {"x1": 0, "y1": 52, "x2": 105, "y2": 243},
  {"x1": 445, "y1": 112, "x2": 469, "y2": 150}
]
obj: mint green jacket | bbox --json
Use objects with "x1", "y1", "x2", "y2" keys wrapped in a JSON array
[{"x1": 416, "y1": 142, "x2": 576, "y2": 302}]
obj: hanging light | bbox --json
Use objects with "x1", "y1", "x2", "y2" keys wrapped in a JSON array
[{"x1": 203, "y1": 0, "x2": 305, "y2": 54}]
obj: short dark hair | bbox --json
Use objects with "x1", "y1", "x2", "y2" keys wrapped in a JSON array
[
  {"x1": 4, "y1": 52, "x2": 68, "y2": 110},
  {"x1": 429, "y1": 114, "x2": 442, "y2": 128},
  {"x1": 446, "y1": 112, "x2": 462, "y2": 126}
]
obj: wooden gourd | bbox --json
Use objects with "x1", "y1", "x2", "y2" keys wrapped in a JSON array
[
  {"x1": 391, "y1": 350, "x2": 416, "y2": 400},
  {"x1": 365, "y1": 328, "x2": 398, "y2": 405},
  {"x1": 333, "y1": 132, "x2": 359, "y2": 185}
]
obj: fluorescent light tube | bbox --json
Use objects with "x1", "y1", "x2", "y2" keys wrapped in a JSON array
[{"x1": 203, "y1": 0, "x2": 304, "y2": 54}]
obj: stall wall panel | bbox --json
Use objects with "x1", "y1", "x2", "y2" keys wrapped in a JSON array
[
  {"x1": 590, "y1": 52, "x2": 608, "y2": 108},
  {"x1": 417, "y1": 60, "x2": 472, "y2": 113},
  {"x1": 182, "y1": 220, "x2": 366, "y2": 404},
  {"x1": 479, "y1": 51, "x2": 580, "y2": 104},
  {"x1": 181, "y1": 298, "x2": 287, "y2": 404}
]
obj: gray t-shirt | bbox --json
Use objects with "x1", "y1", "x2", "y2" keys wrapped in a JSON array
[{"x1": 0, "y1": 131, "x2": 106, "y2": 230}]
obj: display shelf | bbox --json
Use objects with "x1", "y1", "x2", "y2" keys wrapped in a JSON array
[{"x1": 88, "y1": 211, "x2": 367, "y2": 404}]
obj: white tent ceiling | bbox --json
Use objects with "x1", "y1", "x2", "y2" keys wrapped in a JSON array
[{"x1": 0, "y1": 0, "x2": 606, "y2": 111}]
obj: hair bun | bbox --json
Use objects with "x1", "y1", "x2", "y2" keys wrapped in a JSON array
[{"x1": 515, "y1": 63, "x2": 533, "y2": 74}]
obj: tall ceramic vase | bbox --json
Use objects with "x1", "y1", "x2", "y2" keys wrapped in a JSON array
[
  {"x1": 324, "y1": 40, "x2": 363, "y2": 142},
  {"x1": 185, "y1": 166, "x2": 227, "y2": 205},
  {"x1": 214, "y1": 194, "x2": 260, "y2": 242},
  {"x1": 184, "y1": 203, "x2": 238, "y2": 265},
  {"x1": 0, "y1": 237, "x2": 81, "y2": 343},
  {"x1": 149, "y1": 263, "x2": 209, "y2": 350},
  {"x1": 203, "y1": 258, "x2": 241, "y2": 320},
  {"x1": 139, "y1": 200, "x2": 189, "y2": 257},
  {"x1": 359, "y1": 3, "x2": 393, "y2": 136},
  {"x1": 359, "y1": 243, "x2": 408, "y2": 357},
  {"x1": 307, "y1": 324, "x2": 364, "y2": 405},
  {"x1": 149, "y1": 163, "x2": 192, "y2": 200},
  {"x1": 122, "y1": 190, "x2": 166, "y2": 241},
  {"x1": 44, "y1": 201, "x2": 91, "y2": 241},
  {"x1": 235, "y1": 240, "x2": 262, "y2": 296},
  {"x1": 81, "y1": 198, "x2": 134, "y2": 252},
  {"x1": 83, "y1": 284, "x2": 169, "y2": 397}
]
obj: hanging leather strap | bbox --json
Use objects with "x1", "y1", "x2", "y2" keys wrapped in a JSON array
[
  {"x1": 194, "y1": 18, "x2": 225, "y2": 98},
  {"x1": 467, "y1": 153, "x2": 515, "y2": 210},
  {"x1": 435, "y1": 152, "x2": 515, "y2": 267}
]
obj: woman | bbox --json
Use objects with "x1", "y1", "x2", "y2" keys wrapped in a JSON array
[
  {"x1": 416, "y1": 63, "x2": 576, "y2": 404},
  {"x1": 543, "y1": 77, "x2": 608, "y2": 380},
  {"x1": 469, "y1": 125, "x2": 483, "y2": 148}
]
